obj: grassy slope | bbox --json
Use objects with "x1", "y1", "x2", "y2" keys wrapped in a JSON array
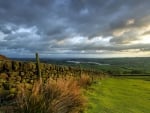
[{"x1": 84, "y1": 77, "x2": 150, "y2": 113}]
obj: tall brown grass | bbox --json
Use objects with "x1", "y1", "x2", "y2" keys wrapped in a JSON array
[
  {"x1": 78, "y1": 75, "x2": 92, "y2": 88},
  {"x1": 14, "y1": 78, "x2": 85, "y2": 113}
]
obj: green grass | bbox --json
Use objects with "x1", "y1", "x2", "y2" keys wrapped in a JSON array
[{"x1": 84, "y1": 76, "x2": 150, "y2": 113}]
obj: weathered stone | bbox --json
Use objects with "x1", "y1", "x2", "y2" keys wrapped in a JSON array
[
  {"x1": 9, "y1": 88, "x2": 17, "y2": 94},
  {"x1": 26, "y1": 79, "x2": 31, "y2": 83},
  {"x1": 0, "y1": 73, "x2": 8, "y2": 79},
  {"x1": 16, "y1": 81, "x2": 20, "y2": 84},
  {"x1": 30, "y1": 80, "x2": 34, "y2": 84},
  {"x1": 3, "y1": 61, "x2": 12, "y2": 72},
  {"x1": 21, "y1": 79, "x2": 26, "y2": 83},
  {"x1": 16, "y1": 76, "x2": 21, "y2": 81},
  {"x1": 7, "y1": 72, "x2": 19, "y2": 77},
  {"x1": 7, "y1": 76, "x2": 16, "y2": 83},
  {"x1": 2, "y1": 82, "x2": 12, "y2": 90},
  {"x1": 19, "y1": 62, "x2": 23, "y2": 71},
  {"x1": 12, "y1": 61, "x2": 19, "y2": 71},
  {"x1": 31, "y1": 63, "x2": 36, "y2": 70},
  {"x1": 20, "y1": 71, "x2": 25, "y2": 76},
  {"x1": 0, "y1": 88, "x2": 10, "y2": 97},
  {"x1": 0, "y1": 61, "x2": 4, "y2": 72},
  {"x1": 24, "y1": 62, "x2": 36, "y2": 71}
]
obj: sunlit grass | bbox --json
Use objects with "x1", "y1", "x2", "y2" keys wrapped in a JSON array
[{"x1": 84, "y1": 77, "x2": 150, "y2": 113}]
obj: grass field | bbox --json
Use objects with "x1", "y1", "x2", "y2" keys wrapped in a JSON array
[{"x1": 84, "y1": 76, "x2": 150, "y2": 113}]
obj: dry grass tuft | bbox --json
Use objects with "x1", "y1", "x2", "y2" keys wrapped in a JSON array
[
  {"x1": 78, "y1": 75, "x2": 92, "y2": 88},
  {"x1": 14, "y1": 78, "x2": 85, "y2": 113}
]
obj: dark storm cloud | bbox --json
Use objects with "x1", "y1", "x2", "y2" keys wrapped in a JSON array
[{"x1": 0, "y1": 0, "x2": 150, "y2": 57}]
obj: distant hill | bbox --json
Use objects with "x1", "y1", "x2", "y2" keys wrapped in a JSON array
[{"x1": 0, "y1": 54, "x2": 9, "y2": 60}]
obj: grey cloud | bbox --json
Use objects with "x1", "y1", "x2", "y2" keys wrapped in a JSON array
[
  {"x1": 0, "y1": 26, "x2": 12, "y2": 34},
  {"x1": 110, "y1": 31, "x2": 140, "y2": 44},
  {"x1": 142, "y1": 30, "x2": 150, "y2": 35},
  {"x1": 73, "y1": 44, "x2": 150, "y2": 53},
  {"x1": 0, "y1": 0, "x2": 150, "y2": 57}
]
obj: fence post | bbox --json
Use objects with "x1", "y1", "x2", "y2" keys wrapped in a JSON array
[
  {"x1": 36, "y1": 52, "x2": 41, "y2": 79},
  {"x1": 79, "y1": 64, "x2": 82, "y2": 78}
]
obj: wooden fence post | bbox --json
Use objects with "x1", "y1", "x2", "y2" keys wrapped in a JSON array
[{"x1": 36, "y1": 52, "x2": 41, "y2": 79}]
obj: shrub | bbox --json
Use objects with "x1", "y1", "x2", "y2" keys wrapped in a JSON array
[
  {"x1": 14, "y1": 78, "x2": 85, "y2": 113},
  {"x1": 78, "y1": 75, "x2": 92, "y2": 88}
]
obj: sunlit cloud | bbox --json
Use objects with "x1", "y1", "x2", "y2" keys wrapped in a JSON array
[
  {"x1": 126, "y1": 19, "x2": 135, "y2": 25},
  {"x1": 0, "y1": 0, "x2": 150, "y2": 58}
]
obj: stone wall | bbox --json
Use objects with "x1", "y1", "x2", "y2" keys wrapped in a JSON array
[
  {"x1": 0, "y1": 60, "x2": 105, "y2": 79},
  {"x1": 0, "y1": 60, "x2": 106, "y2": 104}
]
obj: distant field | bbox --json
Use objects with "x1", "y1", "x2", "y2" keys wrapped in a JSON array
[
  {"x1": 13, "y1": 57, "x2": 150, "y2": 75},
  {"x1": 84, "y1": 76, "x2": 150, "y2": 113}
]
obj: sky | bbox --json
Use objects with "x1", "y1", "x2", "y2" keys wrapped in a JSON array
[{"x1": 0, "y1": 0, "x2": 150, "y2": 58}]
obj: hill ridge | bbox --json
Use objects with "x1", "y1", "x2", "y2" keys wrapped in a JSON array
[{"x1": 0, "y1": 54, "x2": 9, "y2": 60}]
